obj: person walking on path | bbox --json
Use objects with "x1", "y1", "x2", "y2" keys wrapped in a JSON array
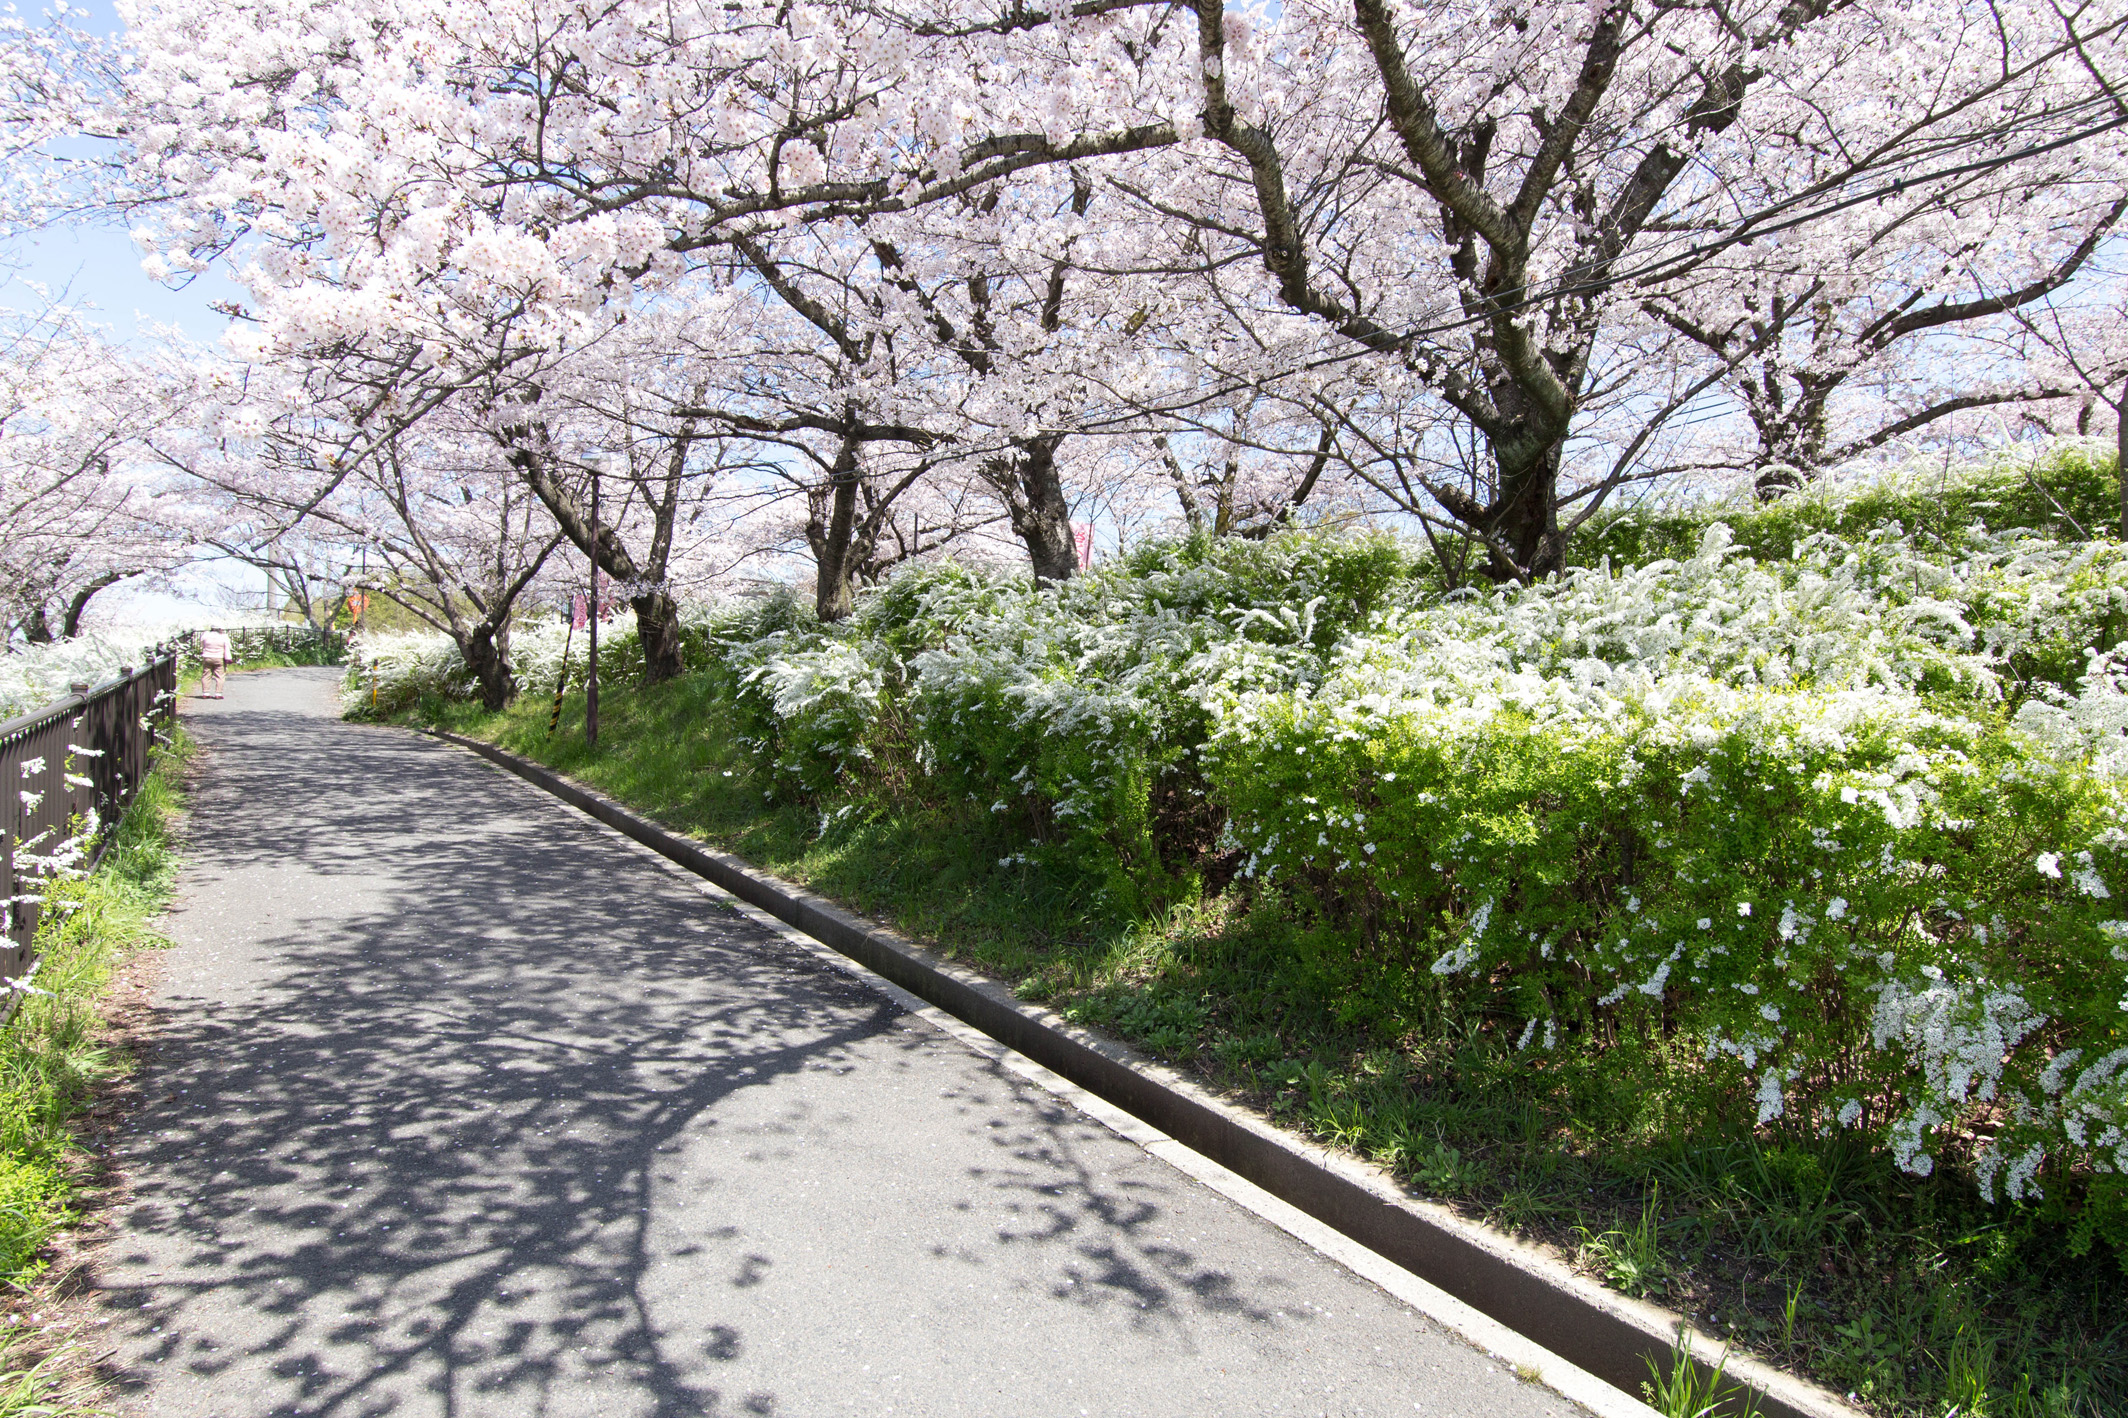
[{"x1": 197, "y1": 626, "x2": 232, "y2": 698}]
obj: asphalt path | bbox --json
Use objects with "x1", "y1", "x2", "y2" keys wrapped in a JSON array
[{"x1": 100, "y1": 666, "x2": 1587, "y2": 1418}]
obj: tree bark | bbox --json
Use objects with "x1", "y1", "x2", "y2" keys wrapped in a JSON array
[
  {"x1": 809, "y1": 435, "x2": 864, "y2": 621},
  {"x1": 62, "y1": 570, "x2": 134, "y2": 639},
  {"x1": 1485, "y1": 437, "x2": 1567, "y2": 581},
  {"x1": 464, "y1": 621, "x2": 516, "y2": 713},
  {"x1": 987, "y1": 435, "x2": 1078, "y2": 581},
  {"x1": 631, "y1": 589, "x2": 687, "y2": 683},
  {"x1": 1749, "y1": 383, "x2": 1828, "y2": 500}
]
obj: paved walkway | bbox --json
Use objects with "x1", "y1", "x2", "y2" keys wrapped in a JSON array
[{"x1": 101, "y1": 667, "x2": 1585, "y2": 1417}]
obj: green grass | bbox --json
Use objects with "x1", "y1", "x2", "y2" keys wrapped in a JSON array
[
  {"x1": 0, "y1": 727, "x2": 193, "y2": 1416},
  {"x1": 0, "y1": 1327, "x2": 103, "y2": 1418},
  {"x1": 1642, "y1": 1329, "x2": 1763, "y2": 1418},
  {"x1": 414, "y1": 664, "x2": 2126, "y2": 1418},
  {"x1": 0, "y1": 731, "x2": 189, "y2": 1279}
]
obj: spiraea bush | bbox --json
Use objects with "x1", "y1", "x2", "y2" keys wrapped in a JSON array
[
  {"x1": 0, "y1": 634, "x2": 171, "y2": 720},
  {"x1": 356, "y1": 451, "x2": 2128, "y2": 1264},
  {"x1": 345, "y1": 609, "x2": 669, "y2": 720},
  {"x1": 1208, "y1": 522, "x2": 2128, "y2": 1245},
  {"x1": 1574, "y1": 440, "x2": 2122, "y2": 569}
]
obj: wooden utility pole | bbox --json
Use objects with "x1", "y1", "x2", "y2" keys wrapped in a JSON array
[{"x1": 586, "y1": 452, "x2": 603, "y2": 750}]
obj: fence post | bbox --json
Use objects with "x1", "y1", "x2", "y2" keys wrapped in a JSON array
[{"x1": 0, "y1": 650, "x2": 179, "y2": 987}]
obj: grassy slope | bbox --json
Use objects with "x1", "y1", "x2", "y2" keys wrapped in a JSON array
[
  {"x1": 1574, "y1": 445, "x2": 2122, "y2": 569},
  {"x1": 419, "y1": 642, "x2": 2123, "y2": 1418},
  {"x1": 0, "y1": 726, "x2": 193, "y2": 1414}
]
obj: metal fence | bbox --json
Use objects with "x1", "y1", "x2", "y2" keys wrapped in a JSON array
[{"x1": 0, "y1": 654, "x2": 179, "y2": 980}]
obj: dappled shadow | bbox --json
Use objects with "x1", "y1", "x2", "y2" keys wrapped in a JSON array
[
  {"x1": 98, "y1": 672, "x2": 1567, "y2": 1418},
  {"x1": 117, "y1": 677, "x2": 908, "y2": 1415}
]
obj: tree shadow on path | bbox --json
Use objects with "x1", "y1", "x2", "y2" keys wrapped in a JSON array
[{"x1": 101, "y1": 684, "x2": 1400, "y2": 1418}]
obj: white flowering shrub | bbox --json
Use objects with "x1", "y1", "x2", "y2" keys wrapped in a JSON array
[
  {"x1": 0, "y1": 634, "x2": 167, "y2": 720},
  {"x1": 1573, "y1": 440, "x2": 2120, "y2": 579},
  {"x1": 1206, "y1": 523, "x2": 2128, "y2": 1216},
  {"x1": 342, "y1": 462, "x2": 2128, "y2": 1231},
  {"x1": 343, "y1": 630, "x2": 479, "y2": 715},
  {"x1": 877, "y1": 536, "x2": 1414, "y2": 905}
]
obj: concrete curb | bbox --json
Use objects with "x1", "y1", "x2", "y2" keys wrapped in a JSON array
[{"x1": 430, "y1": 727, "x2": 1859, "y2": 1418}]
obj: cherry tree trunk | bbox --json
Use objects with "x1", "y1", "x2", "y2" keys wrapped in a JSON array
[
  {"x1": 1484, "y1": 439, "x2": 1567, "y2": 582},
  {"x1": 1008, "y1": 438, "x2": 1079, "y2": 583},
  {"x1": 464, "y1": 623, "x2": 517, "y2": 712},
  {"x1": 631, "y1": 589, "x2": 688, "y2": 685},
  {"x1": 812, "y1": 447, "x2": 863, "y2": 622},
  {"x1": 2117, "y1": 378, "x2": 2127, "y2": 542},
  {"x1": 814, "y1": 546, "x2": 856, "y2": 621},
  {"x1": 1751, "y1": 386, "x2": 1831, "y2": 500}
]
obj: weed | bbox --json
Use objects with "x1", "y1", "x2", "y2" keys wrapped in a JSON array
[
  {"x1": 1641, "y1": 1329, "x2": 1760, "y2": 1418},
  {"x1": 1941, "y1": 1326, "x2": 1995, "y2": 1417},
  {"x1": 0, "y1": 1323, "x2": 104, "y2": 1417},
  {"x1": 1578, "y1": 1185, "x2": 1668, "y2": 1299},
  {"x1": 1315, "y1": 1097, "x2": 1367, "y2": 1150},
  {"x1": 1830, "y1": 1312, "x2": 1901, "y2": 1394},
  {"x1": 1400, "y1": 1131, "x2": 1488, "y2": 1196}
]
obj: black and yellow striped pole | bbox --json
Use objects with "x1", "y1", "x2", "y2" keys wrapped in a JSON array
[{"x1": 546, "y1": 609, "x2": 576, "y2": 736}]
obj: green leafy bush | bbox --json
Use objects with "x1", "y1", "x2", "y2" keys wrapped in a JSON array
[
  {"x1": 1576, "y1": 441, "x2": 2119, "y2": 568},
  {"x1": 355, "y1": 457, "x2": 2128, "y2": 1237},
  {"x1": 1208, "y1": 523, "x2": 2128, "y2": 1224}
]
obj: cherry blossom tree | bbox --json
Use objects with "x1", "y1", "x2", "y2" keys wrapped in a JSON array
[
  {"x1": 1991, "y1": 285, "x2": 2128, "y2": 534},
  {"x1": 46, "y1": 0, "x2": 1185, "y2": 371},
  {"x1": 338, "y1": 433, "x2": 566, "y2": 710},
  {"x1": 1648, "y1": 183, "x2": 2127, "y2": 495},
  {"x1": 6, "y1": 0, "x2": 2123, "y2": 608},
  {"x1": 1088, "y1": 0, "x2": 2128, "y2": 576},
  {"x1": 0, "y1": 300, "x2": 195, "y2": 644},
  {"x1": 0, "y1": 2, "x2": 1187, "y2": 613}
]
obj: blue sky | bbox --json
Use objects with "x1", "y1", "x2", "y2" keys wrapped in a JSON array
[
  {"x1": 0, "y1": 0, "x2": 255, "y2": 622},
  {"x1": 0, "y1": 1, "x2": 241, "y2": 343},
  {"x1": 4, "y1": 222, "x2": 243, "y2": 343}
]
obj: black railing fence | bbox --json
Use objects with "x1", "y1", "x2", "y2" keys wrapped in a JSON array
[{"x1": 0, "y1": 654, "x2": 179, "y2": 983}]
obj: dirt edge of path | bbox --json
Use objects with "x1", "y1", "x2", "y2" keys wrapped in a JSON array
[{"x1": 0, "y1": 725, "x2": 209, "y2": 1409}]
